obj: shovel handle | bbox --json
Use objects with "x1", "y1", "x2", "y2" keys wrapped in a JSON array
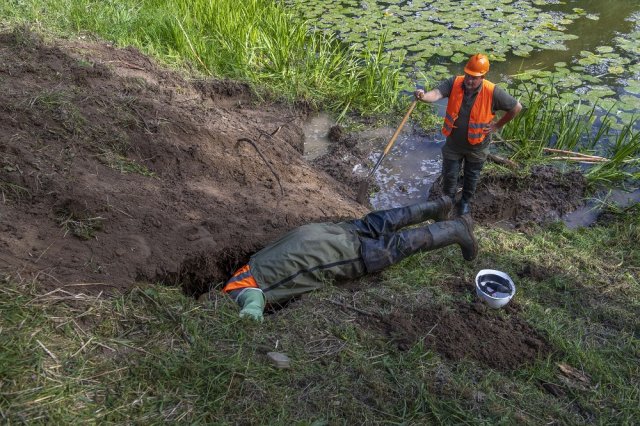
[
  {"x1": 370, "y1": 100, "x2": 418, "y2": 175},
  {"x1": 383, "y1": 100, "x2": 417, "y2": 156}
]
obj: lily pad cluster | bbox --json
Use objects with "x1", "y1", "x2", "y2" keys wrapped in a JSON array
[
  {"x1": 288, "y1": 0, "x2": 581, "y2": 70},
  {"x1": 511, "y1": 11, "x2": 640, "y2": 127},
  {"x1": 288, "y1": 0, "x2": 638, "y2": 127}
]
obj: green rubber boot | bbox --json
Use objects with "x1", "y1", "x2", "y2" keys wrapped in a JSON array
[{"x1": 237, "y1": 288, "x2": 266, "y2": 322}]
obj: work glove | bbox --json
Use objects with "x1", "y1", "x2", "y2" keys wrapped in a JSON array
[{"x1": 237, "y1": 288, "x2": 266, "y2": 322}]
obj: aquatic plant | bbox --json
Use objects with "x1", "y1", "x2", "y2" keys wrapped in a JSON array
[{"x1": 500, "y1": 82, "x2": 640, "y2": 184}]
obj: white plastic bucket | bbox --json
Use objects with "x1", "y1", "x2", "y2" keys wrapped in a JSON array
[{"x1": 475, "y1": 269, "x2": 516, "y2": 309}]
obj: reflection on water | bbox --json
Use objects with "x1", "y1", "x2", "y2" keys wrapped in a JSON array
[
  {"x1": 366, "y1": 130, "x2": 443, "y2": 210},
  {"x1": 302, "y1": 113, "x2": 333, "y2": 160},
  {"x1": 561, "y1": 188, "x2": 640, "y2": 229},
  {"x1": 489, "y1": 0, "x2": 638, "y2": 80}
]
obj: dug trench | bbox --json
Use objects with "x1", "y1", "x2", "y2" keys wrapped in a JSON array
[{"x1": 0, "y1": 29, "x2": 586, "y2": 370}]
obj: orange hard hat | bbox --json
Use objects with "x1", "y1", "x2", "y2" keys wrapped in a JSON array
[{"x1": 464, "y1": 54, "x2": 490, "y2": 76}]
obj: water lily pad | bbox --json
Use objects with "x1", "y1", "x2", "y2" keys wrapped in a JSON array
[
  {"x1": 513, "y1": 50, "x2": 531, "y2": 57},
  {"x1": 608, "y1": 65, "x2": 625, "y2": 75},
  {"x1": 596, "y1": 98, "x2": 617, "y2": 112},
  {"x1": 619, "y1": 95, "x2": 640, "y2": 110},
  {"x1": 288, "y1": 0, "x2": 639, "y2": 127},
  {"x1": 596, "y1": 46, "x2": 614, "y2": 54},
  {"x1": 624, "y1": 80, "x2": 640, "y2": 95},
  {"x1": 450, "y1": 53, "x2": 466, "y2": 63}
]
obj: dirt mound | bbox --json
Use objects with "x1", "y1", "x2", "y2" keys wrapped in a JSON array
[
  {"x1": 429, "y1": 165, "x2": 587, "y2": 228},
  {"x1": 312, "y1": 126, "x2": 368, "y2": 198},
  {"x1": 0, "y1": 27, "x2": 588, "y2": 301},
  {"x1": 362, "y1": 300, "x2": 551, "y2": 371},
  {"x1": 0, "y1": 28, "x2": 366, "y2": 294}
]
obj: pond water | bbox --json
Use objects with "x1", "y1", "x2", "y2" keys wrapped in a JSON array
[
  {"x1": 289, "y1": 0, "x2": 640, "y2": 123},
  {"x1": 297, "y1": 0, "x2": 639, "y2": 220}
]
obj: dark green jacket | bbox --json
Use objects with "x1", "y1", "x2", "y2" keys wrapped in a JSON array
[{"x1": 248, "y1": 222, "x2": 366, "y2": 303}]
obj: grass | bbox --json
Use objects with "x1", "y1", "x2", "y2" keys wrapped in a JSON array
[
  {"x1": 0, "y1": 0, "x2": 404, "y2": 117},
  {"x1": 98, "y1": 151, "x2": 156, "y2": 177},
  {"x1": 2, "y1": 206, "x2": 638, "y2": 423},
  {"x1": 0, "y1": 2, "x2": 638, "y2": 423},
  {"x1": 2, "y1": 1, "x2": 637, "y2": 181},
  {"x1": 0, "y1": 180, "x2": 30, "y2": 202},
  {"x1": 500, "y1": 81, "x2": 640, "y2": 184}
]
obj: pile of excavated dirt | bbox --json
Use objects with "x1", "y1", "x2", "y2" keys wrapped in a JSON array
[
  {"x1": 429, "y1": 165, "x2": 587, "y2": 228},
  {"x1": 355, "y1": 277, "x2": 551, "y2": 371},
  {"x1": 0, "y1": 29, "x2": 366, "y2": 296}
]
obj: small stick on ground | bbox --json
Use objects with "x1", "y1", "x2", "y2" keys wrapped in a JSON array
[
  {"x1": 236, "y1": 138, "x2": 285, "y2": 196},
  {"x1": 487, "y1": 154, "x2": 519, "y2": 169},
  {"x1": 327, "y1": 298, "x2": 378, "y2": 317},
  {"x1": 543, "y1": 147, "x2": 609, "y2": 161}
]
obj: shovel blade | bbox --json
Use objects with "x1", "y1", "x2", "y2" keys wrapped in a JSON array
[{"x1": 356, "y1": 180, "x2": 369, "y2": 204}]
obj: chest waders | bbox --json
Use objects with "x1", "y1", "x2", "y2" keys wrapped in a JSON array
[
  {"x1": 350, "y1": 196, "x2": 477, "y2": 272},
  {"x1": 220, "y1": 196, "x2": 478, "y2": 312}
]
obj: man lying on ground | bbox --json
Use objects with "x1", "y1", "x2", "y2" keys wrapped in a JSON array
[{"x1": 205, "y1": 196, "x2": 477, "y2": 321}]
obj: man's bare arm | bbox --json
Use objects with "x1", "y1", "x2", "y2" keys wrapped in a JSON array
[
  {"x1": 485, "y1": 101, "x2": 522, "y2": 134},
  {"x1": 414, "y1": 88, "x2": 444, "y2": 103}
]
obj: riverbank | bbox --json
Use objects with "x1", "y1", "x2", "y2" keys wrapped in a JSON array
[{"x1": 1, "y1": 29, "x2": 638, "y2": 424}]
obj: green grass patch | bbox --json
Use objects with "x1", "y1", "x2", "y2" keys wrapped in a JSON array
[
  {"x1": 99, "y1": 151, "x2": 156, "y2": 177},
  {"x1": 55, "y1": 210, "x2": 104, "y2": 240},
  {"x1": 0, "y1": 0, "x2": 404, "y2": 118},
  {"x1": 0, "y1": 180, "x2": 30, "y2": 201}
]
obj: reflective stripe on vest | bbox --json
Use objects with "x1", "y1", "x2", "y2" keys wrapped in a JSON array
[
  {"x1": 222, "y1": 264, "x2": 258, "y2": 293},
  {"x1": 442, "y1": 76, "x2": 496, "y2": 145}
]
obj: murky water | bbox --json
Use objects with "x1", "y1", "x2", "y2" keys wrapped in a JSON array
[
  {"x1": 361, "y1": 128, "x2": 443, "y2": 209},
  {"x1": 290, "y1": 0, "x2": 640, "y2": 124},
  {"x1": 302, "y1": 113, "x2": 333, "y2": 161},
  {"x1": 562, "y1": 188, "x2": 640, "y2": 229},
  {"x1": 303, "y1": 113, "x2": 639, "y2": 226}
]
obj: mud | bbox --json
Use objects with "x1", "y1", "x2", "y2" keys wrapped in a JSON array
[
  {"x1": 0, "y1": 28, "x2": 366, "y2": 295},
  {"x1": 429, "y1": 165, "x2": 588, "y2": 228},
  {"x1": 1, "y1": 29, "x2": 590, "y2": 370},
  {"x1": 362, "y1": 301, "x2": 551, "y2": 371}
]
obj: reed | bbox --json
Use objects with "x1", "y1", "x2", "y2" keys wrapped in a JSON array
[
  {"x1": 501, "y1": 81, "x2": 640, "y2": 184},
  {"x1": 0, "y1": 0, "x2": 403, "y2": 116}
]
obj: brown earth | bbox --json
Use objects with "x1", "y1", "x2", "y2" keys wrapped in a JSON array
[
  {"x1": 0, "y1": 28, "x2": 366, "y2": 296},
  {"x1": 429, "y1": 165, "x2": 587, "y2": 229},
  {"x1": 360, "y1": 300, "x2": 550, "y2": 371},
  {"x1": 0, "y1": 29, "x2": 587, "y2": 369},
  {"x1": 351, "y1": 277, "x2": 551, "y2": 371}
]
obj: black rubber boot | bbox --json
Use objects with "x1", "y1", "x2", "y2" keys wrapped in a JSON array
[
  {"x1": 349, "y1": 196, "x2": 452, "y2": 238},
  {"x1": 442, "y1": 159, "x2": 462, "y2": 199},
  {"x1": 457, "y1": 160, "x2": 484, "y2": 216},
  {"x1": 456, "y1": 199, "x2": 471, "y2": 216},
  {"x1": 360, "y1": 215, "x2": 478, "y2": 272},
  {"x1": 427, "y1": 215, "x2": 478, "y2": 261}
]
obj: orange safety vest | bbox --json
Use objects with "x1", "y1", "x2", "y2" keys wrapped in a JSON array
[
  {"x1": 442, "y1": 76, "x2": 496, "y2": 145},
  {"x1": 222, "y1": 264, "x2": 258, "y2": 293}
]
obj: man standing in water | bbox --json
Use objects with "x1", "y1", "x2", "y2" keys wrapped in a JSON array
[{"x1": 415, "y1": 54, "x2": 522, "y2": 216}]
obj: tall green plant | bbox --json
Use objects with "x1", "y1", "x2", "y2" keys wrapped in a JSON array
[
  {"x1": 501, "y1": 80, "x2": 640, "y2": 184},
  {"x1": 0, "y1": 0, "x2": 403, "y2": 117}
]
